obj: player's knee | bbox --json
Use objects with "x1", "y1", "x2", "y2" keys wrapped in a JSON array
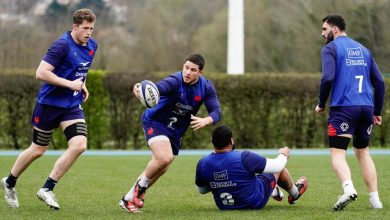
[
  {"x1": 354, "y1": 147, "x2": 370, "y2": 160},
  {"x1": 32, "y1": 128, "x2": 53, "y2": 147},
  {"x1": 157, "y1": 155, "x2": 174, "y2": 167},
  {"x1": 328, "y1": 136, "x2": 350, "y2": 150},
  {"x1": 69, "y1": 140, "x2": 87, "y2": 154},
  {"x1": 64, "y1": 122, "x2": 88, "y2": 142},
  {"x1": 29, "y1": 144, "x2": 47, "y2": 158},
  {"x1": 353, "y1": 136, "x2": 369, "y2": 149}
]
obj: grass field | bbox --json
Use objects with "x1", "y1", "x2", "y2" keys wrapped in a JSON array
[{"x1": 0, "y1": 153, "x2": 389, "y2": 219}]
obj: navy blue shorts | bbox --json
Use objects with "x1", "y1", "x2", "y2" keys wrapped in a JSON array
[
  {"x1": 31, "y1": 103, "x2": 85, "y2": 131},
  {"x1": 142, "y1": 119, "x2": 182, "y2": 155},
  {"x1": 256, "y1": 173, "x2": 276, "y2": 208},
  {"x1": 257, "y1": 174, "x2": 276, "y2": 196},
  {"x1": 328, "y1": 106, "x2": 374, "y2": 139}
]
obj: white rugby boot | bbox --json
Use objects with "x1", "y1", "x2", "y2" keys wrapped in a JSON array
[
  {"x1": 37, "y1": 188, "x2": 60, "y2": 210},
  {"x1": 332, "y1": 190, "x2": 357, "y2": 211},
  {"x1": 1, "y1": 177, "x2": 19, "y2": 208}
]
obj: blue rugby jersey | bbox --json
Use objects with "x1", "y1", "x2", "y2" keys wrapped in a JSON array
[
  {"x1": 37, "y1": 31, "x2": 98, "y2": 108},
  {"x1": 195, "y1": 151, "x2": 269, "y2": 210},
  {"x1": 142, "y1": 71, "x2": 221, "y2": 138},
  {"x1": 319, "y1": 36, "x2": 384, "y2": 115}
]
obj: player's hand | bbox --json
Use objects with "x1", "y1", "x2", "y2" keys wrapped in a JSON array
[
  {"x1": 315, "y1": 105, "x2": 325, "y2": 113},
  {"x1": 69, "y1": 77, "x2": 84, "y2": 91},
  {"x1": 374, "y1": 116, "x2": 382, "y2": 125},
  {"x1": 82, "y1": 85, "x2": 89, "y2": 102},
  {"x1": 279, "y1": 146, "x2": 290, "y2": 158},
  {"x1": 190, "y1": 115, "x2": 212, "y2": 131},
  {"x1": 133, "y1": 83, "x2": 141, "y2": 99}
]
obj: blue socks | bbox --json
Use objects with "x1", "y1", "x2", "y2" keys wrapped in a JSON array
[{"x1": 43, "y1": 177, "x2": 57, "y2": 191}]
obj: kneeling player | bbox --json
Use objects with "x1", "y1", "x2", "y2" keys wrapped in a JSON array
[{"x1": 195, "y1": 125, "x2": 308, "y2": 210}]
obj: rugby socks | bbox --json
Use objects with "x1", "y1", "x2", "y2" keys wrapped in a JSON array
[
  {"x1": 43, "y1": 177, "x2": 57, "y2": 191},
  {"x1": 124, "y1": 175, "x2": 150, "y2": 201},
  {"x1": 342, "y1": 180, "x2": 355, "y2": 194},
  {"x1": 5, "y1": 173, "x2": 18, "y2": 188},
  {"x1": 369, "y1": 191, "x2": 380, "y2": 202},
  {"x1": 288, "y1": 185, "x2": 299, "y2": 199},
  {"x1": 124, "y1": 186, "x2": 135, "y2": 201},
  {"x1": 138, "y1": 175, "x2": 150, "y2": 188}
]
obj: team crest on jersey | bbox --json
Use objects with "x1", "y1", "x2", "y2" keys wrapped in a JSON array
[
  {"x1": 147, "y1": 127, "x2": 154, "y2": 135},
  {"x1": 34, "y1": 116, "x2": 39, "y2": 124},
  {"x1": 194, "y1": 95, "x2": 201, "y2": 102},
  {"x1": 89, "y1": 50, "x2": 95, "y2": 56},
  {"x1": 340, "y1": 122, "x2": 349, "y2": 132}
]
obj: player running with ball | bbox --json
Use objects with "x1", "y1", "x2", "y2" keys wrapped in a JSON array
[{"x1": 119, "y1": 53, "x2": 222, "y2": 213}]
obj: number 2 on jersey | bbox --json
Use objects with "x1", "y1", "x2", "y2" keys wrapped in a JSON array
[
  {"x1": 220, "y1": 192, "x2": 235, "y2": 206},
  {"x1": 355, "y1": 75, "x2": 363, "y2": 93},
  {"x1": 167, "y1": 117, "x2": 178, "y2": 129}
]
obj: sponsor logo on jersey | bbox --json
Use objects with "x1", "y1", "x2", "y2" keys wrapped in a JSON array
[
  {"x1": 347, "y1": 48, "x2": 363, "y2": 58},
  {"x1": 209, "y1": 170, "x2": 237, "y2": 189},
  {"x1": 173, "y1": 102, "x2": 193, "y2": 115},
  {"x1": 346, "y1": 47, "x2": 367, "y2": 66},
  {"x1": 214, "y1": 170, "x2": 229, "y2": 180},
  {"x1": 172, "y1": 108, "x2": 185, "y2": 115},
  {"x1": 75, "y1": 72, "x2": 88, "y2": 77},
  {"x1": 80, "y1": 62, "x2": 90, "y2": 67},
  {"x1": 175, "y1": 102, "x2": 193, "y2": 110},
  {"x1": 210, "y1": 181, "x2": 237, "y2": 189}
]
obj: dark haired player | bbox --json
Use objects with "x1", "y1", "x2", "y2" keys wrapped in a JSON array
[
  {"x1": 315, "y1": 15, "x2": 384, "y2": 210},
  {"x1": 119, "y1": 54, "x2": 222, "y2": 213},
  {"x1": 195, "y1": 125, "x2": 308, "y2": 210},
  {"x1": 1, "y1": 8, "x2": 97, "y2": 210}
]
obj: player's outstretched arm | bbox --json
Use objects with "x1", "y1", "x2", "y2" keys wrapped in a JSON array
[
  {"x1": 278, "y1": 146, "x2": 290, "y2": 158},
  {"x1": 263, "y1": 147, "x2": 289, "y2": 174},
  {"x1": 36, "y1": 60, "x2": 83, "y2": 91},
  {"x1": 190, "y1": 115, "x2": 213, "y2": 131}
]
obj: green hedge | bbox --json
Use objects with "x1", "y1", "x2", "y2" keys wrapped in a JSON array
[{"x1": 1, "y1": 71, "x2": 389, "y2": 149}]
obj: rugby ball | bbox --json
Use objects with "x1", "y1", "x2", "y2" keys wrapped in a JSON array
[{"x1": 137, "y1": 80, "x2": 160, "y2": 108}]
